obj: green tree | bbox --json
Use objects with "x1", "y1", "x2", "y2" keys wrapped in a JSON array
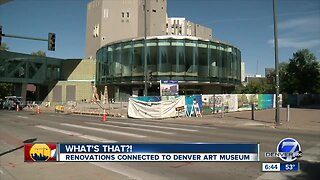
[
  {"x1": 31, "y1": 50, "x2": 46, "y2": 57},
  {"x1": 285, "y1": 49, "x2": 320, "y2": 93},
  {"x1": 235, "y1": 81, "x2": 274, "y2": 94},
  {"x1": 0, "y1": 43, "x2": 9, "y2": 51},
  {"x1": 0, "y1": 83, "x2": 15, "y2": 99}
]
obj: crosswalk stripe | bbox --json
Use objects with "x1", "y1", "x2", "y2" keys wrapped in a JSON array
[
  {"x1": 60, "y1": 123, "x2": 146, "y2": 138},
  {"x1": 17, "y1": 116, "x2": 29, "y2": 119},
  {"x1": 127, "y1": 119, "x2": 217, "y2": 129},
  {"x1": 36, "y1": 125, "x2": 116, "y2": 143},
  {"x1": 106, "y1": 121, "x2": 198, "y2": 132},
  {"x1": 85, "y1": 122, "x2": 175, "y2": 135}
]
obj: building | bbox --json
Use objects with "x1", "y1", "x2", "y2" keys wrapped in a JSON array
[
  {"x1": 241, "y1": 62, "x2": 245, "y2": 82},
  {"x1": 166, "y1": 17, "x2": 213, "y2": 39},
  {"x1": 45, "y1": 59, "x2": 96, "y2": 103},
  {"x1": 88, "y1": 0, "x2": 241, "y2": 100},
  {"x1": 86, "y1": 0, "x2": 167, "y2": 59},
  {"x1": 265, "y1": 68, "x2": 275, "y2": 77}
]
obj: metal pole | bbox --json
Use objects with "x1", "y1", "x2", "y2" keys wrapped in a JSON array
[
  {"x1": 221, "y1": 102, "x2": 224, "y2": 118},
  {"x1": 273, "y1": 0, "x2": 280, "y2": 125},
  {"x1": 3, "y1": 34, "x2": 48, "y2": 41},
  {"x1": 144, "y1": 0, "x2": 148, "y2": 96},
  {"x1": 287, "y1": 104, "x2": 290, "y2": 122},
  {"x1": 251, "y1": 103, "x2": 255, "y2": 120}
]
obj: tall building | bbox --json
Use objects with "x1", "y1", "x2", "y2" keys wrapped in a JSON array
[
  {"x1": 86, "y1": 0, "x2": 167, "y2": 59},
  {"x1": 241, "y1": 62, "x2": 245, "y2": 82},
  {"x1": 86, "y1": 0, "x2": 213, "y2": 59},
  {"x1": 87, "y1": 0, "x2": 241, "y2": 100}
]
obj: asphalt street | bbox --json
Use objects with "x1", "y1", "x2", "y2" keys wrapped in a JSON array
[{"x1": 0, "y1": 110, "x2": 319, "y2": 180}]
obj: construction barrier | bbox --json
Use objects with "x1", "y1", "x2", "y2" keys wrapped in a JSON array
[
  {"x1": 37, "y1": 105, "x2": 40, "y2": 114},
  {"x1": 55, "y1": 105, "x2": 65, "y2": 113},
  {"x1": 102, "y1": 109, "x2": 107, "y2": 121}
]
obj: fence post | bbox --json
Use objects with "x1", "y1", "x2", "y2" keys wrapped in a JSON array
[
  {"x1": 251, "y1": 103, "x2": 255, "y2": 120},
  {"x1": 287, "y1": 104, "x2": 290, "y2": 122},
  {"x1": 221, "y1": 103, "x2": 224, "y2": 118}
]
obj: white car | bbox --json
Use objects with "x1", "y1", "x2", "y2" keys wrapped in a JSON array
[{"x1": 3, "y1": 96, "x2": 24, "y2": 110}]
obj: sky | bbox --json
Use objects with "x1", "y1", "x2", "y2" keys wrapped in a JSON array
[{"x1": 1, "y1": 0, "x2": 319, "y2": 76}]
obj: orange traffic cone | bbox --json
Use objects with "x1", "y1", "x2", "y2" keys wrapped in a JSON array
[
  {"x1": 102, "y1": 109, "x2": 107, "y2": 122},
  {"x1": 16, "y1": 105, "x2": 20, "y2": 112},
  {"x1": 37, "y1": 105, "x2": 40, "y2": 114}
]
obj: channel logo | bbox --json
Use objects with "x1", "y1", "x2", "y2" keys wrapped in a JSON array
[
  {"x1": 265, "y1": 138, "x2": 302, "y2": 162},
  {"x1": 24, "y1": 143, "x2": 57, "y2": 162}
]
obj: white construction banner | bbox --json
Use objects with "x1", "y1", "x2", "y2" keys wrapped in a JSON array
[{"x1": 128, "y1": 96, "x2": 185, "y2": 119}]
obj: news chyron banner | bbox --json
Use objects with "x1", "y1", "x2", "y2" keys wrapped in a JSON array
[{"x1": 25, "y1": 143, "x2": 259, "y2": 162}]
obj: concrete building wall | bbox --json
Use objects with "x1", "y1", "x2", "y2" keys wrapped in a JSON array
[
  {"x1": 66, "y1": 59, "x2": 96, "y2": 81},
  {"x1": 167, "y1": 17, "x2": 213, "y2": 40},
  {"x1": 46, "y1": 59, "x2": 96, "y2": 103},
  {"x1": 141, "y1": 0, "x2": 167, "y2": 37},
  {"x1": 47, "y1": 81, "x2": 93, "y2": 103},
  {"x1": 86, "y1": 0, "x2": 103, "y2": 59},
  {"x1": 86, "y1": 0, "x2": 167, "y2": 59},
  {"x1": 194, "y1": 23, "x2": 213, "y2": 40}
]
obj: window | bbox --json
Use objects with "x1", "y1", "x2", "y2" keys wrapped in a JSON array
[
  {"x1": 127, "y1": 12, "x2": 129, "y2": 18},
  {"x1": 152, "y1": 9, "x2": 156, "y2": 12},
  {"x1": 121, "y1": 12, "x2": 124, "y2": 18}
]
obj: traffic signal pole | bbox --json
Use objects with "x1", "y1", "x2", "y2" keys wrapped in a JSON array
[
  {"x1": 2, "y1": 34, "x2": 48, "y2": 42},
  {"x1": 0, "y1": 26, "x2": 55, "y2": 51},
  {"x1": 144, "y1": 0, "x2": 148, "y2": 96}
]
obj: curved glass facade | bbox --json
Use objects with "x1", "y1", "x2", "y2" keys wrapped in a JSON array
[{"x1": 96, "y1": 36, "x2": 241, "y2": 86}]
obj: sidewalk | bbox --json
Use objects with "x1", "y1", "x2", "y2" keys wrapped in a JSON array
[
  {"x1": 157, "y1": 108, "x2": 320, "y2": 132},
  {"x1": 24, "y1": 102, "x2": 127, "y2": 117},
  {"x1": 23, "y1": 103, "x2": 320, "y2": 132}
]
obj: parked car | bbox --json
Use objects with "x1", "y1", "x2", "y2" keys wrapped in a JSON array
[
  {"x1": 3, "y1": 96, "x2": 25, "y2": 110},
  {"x1": 0, "y1": 98, "x2": 3, "y2": 109}
]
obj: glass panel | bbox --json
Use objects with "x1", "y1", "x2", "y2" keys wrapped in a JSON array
[
  {"x1": 209, "y1": 42, "x2": 218, "y2": 79},
  {"x1": 113, "y1": 44, "x2": 122, "y2": 77},
  {"x1": 158, "y1": 39, "x2": 170, "y2": 76},
  {"x1": 171, "y1": 40, "x2": 185, "y2": 77},
  {"x1": 221, "y1": 44, "x2": 227, "y2": 83},
  {"x1": 185, "y1": 40, "x2": 198, "y2": 78},
  {"x1": 132, "y1": 41, "x2": 144, "y2": 78},
  {"x1": 122, "y1": 42, "x2": 132, "y2": 77},
  {"x1": 198, "y1": 42, "x2": 209, "y2": 77},
  {"x1": 107, "y1": 45, "x2": 114, "y2": 79},
  {"x1": 147, "y1": 40, "x2": 158, "y2": 76}
]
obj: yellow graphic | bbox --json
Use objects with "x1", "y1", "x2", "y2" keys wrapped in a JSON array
[{"x1": 30, "y1": 144, "x2": 51, "y2": 161}]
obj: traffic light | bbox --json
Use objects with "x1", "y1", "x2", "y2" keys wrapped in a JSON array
[
  {"x1": 0, "y1": 26, "x2": 2, "y2": 46},
  {"x1": 48, "y1": 32, "x2": 55, "y2": 51}
]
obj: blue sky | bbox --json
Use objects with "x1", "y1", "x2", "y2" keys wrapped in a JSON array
[{"x1": 1, "y1": 0, "x2": 319, "y2": 76}]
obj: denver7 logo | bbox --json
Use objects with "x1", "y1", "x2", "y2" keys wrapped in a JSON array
[{"x1": 277, "y1": 138, "x2": 302, "y2": 162}]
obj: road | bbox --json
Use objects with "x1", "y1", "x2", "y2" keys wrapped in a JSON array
[{"x1": 0, "y1": 110, "x2": 319, "y2": 180}]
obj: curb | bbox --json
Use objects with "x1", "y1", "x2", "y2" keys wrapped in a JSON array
[{"x1": 72, "y1": 110, "x2": 124, "y2": 118}]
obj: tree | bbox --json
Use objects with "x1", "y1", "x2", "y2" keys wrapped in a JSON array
[
  {"x1": 0, "y1": 83, "x2": 15, "y2": 99},
  {"x1": 235, "y1": 81, "x2": 274, "y2": 94},
  {"x1": 31, "y1": 50, "x2": 46, "y2": 57},
  {"x1": 285, "y1": 49, "x2": 320, "y2": 94},
  {"x1": 0, "y1": 43, "x2": 9, "y2": 51},
  {"x1": 266, "y1": 49, "x2": 320, "y2": 94}
]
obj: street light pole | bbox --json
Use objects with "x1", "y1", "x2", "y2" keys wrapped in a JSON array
[
  {"x1": 144, "y1": 0, "x2": 148, "y2": 96},
  {"x1": 273, "y1": 0, "x2": 280, "y2": 125}
]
